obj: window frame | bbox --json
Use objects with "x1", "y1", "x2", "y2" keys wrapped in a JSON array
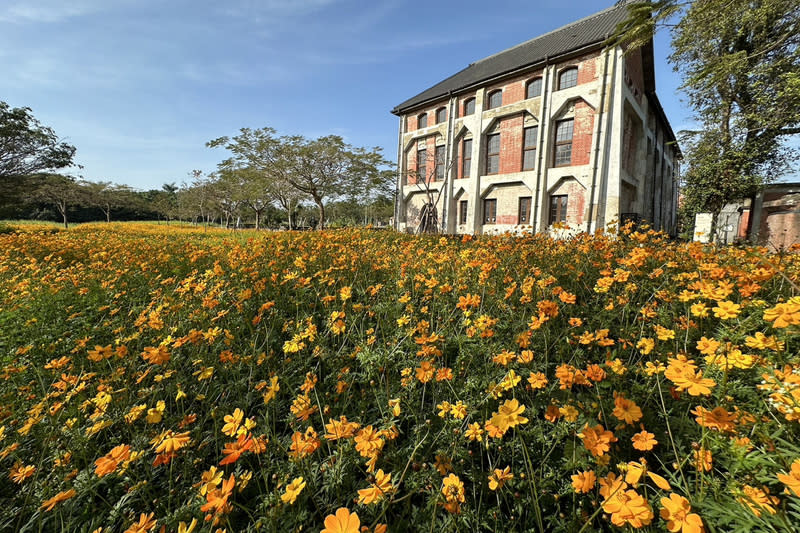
[
  {"x1": 485, "y1": 133, "x2": 500, "y2": 175},
  {"x1": 463, "y1": 98, "x2": 476, "y2": 116},
  {"x1": 417, "y1": 113, "x2": 428, "y2": 129},
  {"x1": 487, "y1": 90, "x2": 503, "y2": 109},
  {"x1": 416, "y1": 147, "x2": 427, "y2": 181},
  {"x1": 461, "y1": 138, "x2": 472, "y2": 178},
  {"x1": 526, "y1": 78, "x2": 542, "y2": 98},
  {"x1": 435, "y1": 107, "x2": 447, "y2": 124},
  {"x1": 518, "y1": 196, "x2": 532, "y2": 224},
  {"x1": 434, "y1": 145, "x2": 446, "y2": 181},
  {"x1": 459, "y1": 200, "x2": 468, "y2": 225},
  {"x1": 483, "y1": 198, "x2": 497, "y2": 224},
  {"x1": 558, "y1": 67, "x2": 578, "y2": 90},
  {"x1": 549, "y1": 194, "x2": 568, "y2": 225},
  {"x1": 522, "y1": 126, "x2": 538, "y2": 171},
  {"x1": 553, "y1": 119, "x2": 574, "y2": 167}
]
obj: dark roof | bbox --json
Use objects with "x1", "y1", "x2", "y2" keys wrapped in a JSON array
[{"x1": 391, "y1": 2, "x2": 633, "y2": 115}]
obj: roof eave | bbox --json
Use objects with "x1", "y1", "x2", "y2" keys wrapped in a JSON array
[
  {"x1": 391, "y1": 38, "x2": 612, "y2": 116},
  {"x1": 645, "y1": 90, "x2": 682, "y2": 159}
]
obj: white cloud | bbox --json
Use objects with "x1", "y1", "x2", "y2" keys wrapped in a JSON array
[{"x1": 0, "y1": 0, "x2": 115, "y2": 23}]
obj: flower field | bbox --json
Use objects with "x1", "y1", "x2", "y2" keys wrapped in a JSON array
[{"x1": 1, "y1": 222, "x2": 799, "y2": 532}]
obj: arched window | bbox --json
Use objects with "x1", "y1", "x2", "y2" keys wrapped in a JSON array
[
  {"x1": 526, "y1": 78, "x2": 542, "y2": 98},
  {"x1": 436, "y1": 107, "x2": 447, "y2": 124},
  {"x1": 558, "y1": 68, "x2": 578, "y2": 90},
  {"x1": 418, "y1": 113, "x2": 428, "y2": 129},
  {"x1": 487, "y1": 90, "x2": 503, "y2": 109},
  {"x1": 463, "y1": 98, "x2": 476, "y2": 116}
]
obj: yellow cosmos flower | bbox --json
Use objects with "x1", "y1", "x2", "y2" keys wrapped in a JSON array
[{"x1": 281, "y1": 476, "x2": 306, "y2": 505}]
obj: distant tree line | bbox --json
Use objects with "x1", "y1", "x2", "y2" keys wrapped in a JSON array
[
  {"x1": 1, "y1": 101, "x2": 395, "y2": 229},
  {"x1": 0, "y1": 172, "x2": 395, "y2": 230}
]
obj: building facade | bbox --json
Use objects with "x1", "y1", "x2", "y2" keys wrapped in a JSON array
[{"x1": 392, "y1": 2, "x2": 680, "y2": 235}]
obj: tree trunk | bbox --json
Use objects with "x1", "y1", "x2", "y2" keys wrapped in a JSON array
[
  {"x1": 254, "y1": 209, "x2": 261, "y2": 230},
  {"x1": 314, "y1": 197, "x2": 325, "y2": 230},
  {"x1": 287, "y1": 210, "x2": 293, "y2": 230}
]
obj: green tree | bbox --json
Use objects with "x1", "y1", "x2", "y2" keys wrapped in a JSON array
[
  {"x1": 0, "y1": 101, "x2": 76, "y2": 181},
  {"x1": 209, "y1": 128, "x2": 390, "y2": 230},
  {"x1": 616, "y1": 0, "x2": 800, "y2": 234},
  {"x1": 27, "y1": 174, "x2": 87, "y2": 228},
  {"x1": 84, "y1": 180, "x2": 135, "y2": 223}
]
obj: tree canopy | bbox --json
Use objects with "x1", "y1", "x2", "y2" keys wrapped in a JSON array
[
  {"x1": 615, "y1": 0, "x2": 800, "y2": 224},
  {"x1": 0, "y1": 101, "x2": 76, "y2": 181},
  {"x1": 208, "y1": 128, "x2": 391, "y2": 229}
]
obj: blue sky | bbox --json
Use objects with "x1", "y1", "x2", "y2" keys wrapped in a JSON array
[{"x1": 1, "y1": 0, "x2": 689, "y2": 191}]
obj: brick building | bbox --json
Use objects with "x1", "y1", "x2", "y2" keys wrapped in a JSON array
[{"x1": 391, "y1": 1, "x2": 680, "y2": 235}]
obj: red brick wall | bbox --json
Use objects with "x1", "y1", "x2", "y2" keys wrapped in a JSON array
[
  {"x1": 499, "y1": 115, "x2": 524, "y2": 174},
  {"x1": 406, "y1": 137, "x2": 436, "y2": 185},
  {"x1": 623, "y1": 46, "x2": 644, "y2": 103},
  {"x1": 572, "y1": 101, "x2": 595, "y2": 166},
  {"x1": 738, "y1": 209, "x2": 750, "y2": 239},
  {"x1": 405, "y1": 100, "x2": 449, "y2": 131},
  {"x1": 762, "y1": 211, "x2": 800, "y2": 250},
  {"x1": 555, "y1": 51, "x2": 601, "y2": 86},
  {"x1": 483, "y1": 69, "x2": 545, "y2": 108},
  {"x1": 457, "y1": 94, "x2": 476, "y2": 117}
]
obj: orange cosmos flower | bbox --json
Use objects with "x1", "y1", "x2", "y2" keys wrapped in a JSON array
[
  {"x1": 10, "y1": 462, "x2": 36, "y2": 483},
  {"x1": 488, "y1": 466, "x2": 513, "y2": 491},
  {"x1": 777, "y1": 459, "x2": 800, "y2": 497},
  {"x1": 324, "y1": 416, "x2": 360, "y2": 440},
  {"x1": 489, "y1": 398, "x2": 528, "y2": 433},
  {"x1": 41, "y1": 488, "x2": 77, "y2": 511},
  {"x1": 289, "y1": 427, "x2": 320, "y2": 459},
  {"x1": 441, "y1": 474, "x2": 465, "y2": 514},
  {"x1": 571, "y1": 470, "x2": 596, "y2": 493},
  {"x1": 357, "y1": 469, "x2": 393, "y2": 505},
  {"x1": 94, "y1": 444, "x2": 131, "y2": 477},
  {"x1": 152, "y1": 430, "x2": 191, "y2": 454},
  {"x1": 660, "y1": 493, "x2": 705, "y2": 533},
  {"x1": 219, "y1": 433, "x2": 253, "y2": 466},
  {"x1": 415, "y1": 360, "x2": 435, "y2": 383},
  {"x1": 695, "y1": 337, "x2": 720, "y2": 356},
  {"x1": 321, "y1": 507, "x2": 360, "y2": 533},
  {"x1": 580, "y1": 424, "x2": 617, "y2": 457},
  {"x1": 544, "y1": 404, "x2": 561, "y2": 423},
  {"x1": 123, "y1": 512, "x2": 156, "y2": 533},
  {"x1": 612, "y1": 393, "x2": 643, "y2": 425},
  {"x1": 528, "y1": 372, "x2": 548, "y2": 389},
  {"x1": 712, "y1": 301, "x2": 740, "y2": 319},
  {"x1": 87, "y1": 345, "x2": 113, "y2": 362},
  {"x1": 690, "y1": 406, "x2": 736, "y2": 433},
  {"x1": 290, "y1": 393, "x2": 318, "y2": 421},
  {"x1": 602, "y1": 488, "x2": 654, "y2": 528},
  {"x1": 456, "y1": 293, "x2": 480, "y2": 311},
  {"x1": 693, "y1": 448, "x2": 712, "y2": 472},
  {"x1": 492, "y1": 350, "x2": 516, "y2": 366},
  {"x1": 738, "y1": 485, "x2": 779, "y2": 517},
  {"x1": 435, "y1": 367, "x2": 453, "y2": 381},
  {"x1": 632, "y1": 430, "x2": 658, "y2": 451},
  {"x1": 200, "y1": 474, "x2": 235, "y2": 516},
  {"x1": 354, "y1": 426, "x2": 384, "y2": 459},
  {"x1": 141, "y1": 346, "x2": 170, "y2": 365},
  {"x1": 763, "y1": 302, "x2": 800, "y2": 328},
  {"x1": 585, "y1": 364, "x2": 607, "y2": 382}
]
